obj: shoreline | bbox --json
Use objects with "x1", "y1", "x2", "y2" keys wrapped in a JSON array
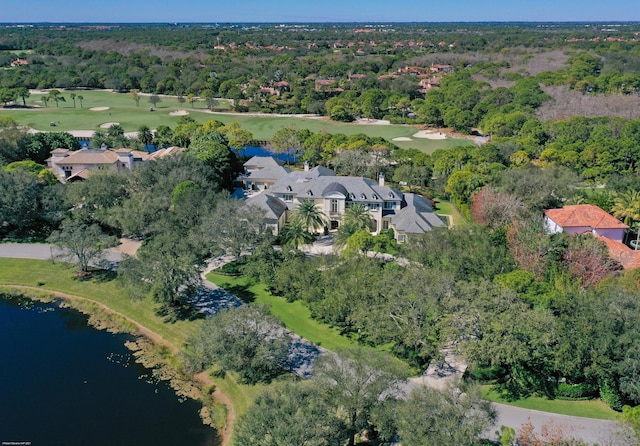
[{"x1": 0, "y1": 285, "x2": 235, "y2": 446}]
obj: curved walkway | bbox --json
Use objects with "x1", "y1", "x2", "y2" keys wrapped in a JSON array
[{"x1": 0, "y1": 243, "x2": 621, "y2": 444}]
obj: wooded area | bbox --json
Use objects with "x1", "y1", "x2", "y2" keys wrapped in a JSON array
[{"x1": 3, "y1": 22, "x2": 640, "y2": 444}]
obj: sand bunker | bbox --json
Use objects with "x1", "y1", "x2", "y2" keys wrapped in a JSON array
[
  {"x1": 169, "y1": 109, "x2": 189, "y2": 116},
  {"x1": 355, "y1": 118, "x2": 390, "y2": 125},
  {"x1": 392, "y1": 137, "x2": 413, "y2": 141},
  {"x1": 413, "y1": 130, "x2": 447, "y2": 140},
  {"x1": 100, "y1": 122, "x2": 120, "y2": 129},
  {"x1": 90, "y1": 106, "x2": 110, "y2": 111}
]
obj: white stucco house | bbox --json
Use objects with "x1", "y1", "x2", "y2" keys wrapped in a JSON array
[
  {"x1": 543, "y1": 204, "x2": 628, "y2": 243},
  {"x1": 238, "y1": 156, "x2": 290, "y2": 191},
  {"x1": 47, "y1": 146, "x2": 184, "y2": 182},
  {"x1": 239, "y1": 157, "x2": 446, "y2": 242}
]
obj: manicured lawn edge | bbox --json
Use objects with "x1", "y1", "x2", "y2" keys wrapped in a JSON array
[
  {"x1": 206, "y1": 272, "x2": 361, "y2": 352},
  {"x1": 482, "y1": 385, "x2": 618, "y2": 420},
  {"x1": 0, "y1": 258, "x2": 254, "y2": 442},
  {"x1": 434, "y1": 199, "x2": 468, "y2": 227}
]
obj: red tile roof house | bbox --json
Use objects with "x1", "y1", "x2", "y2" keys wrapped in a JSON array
[
  {"x1": 544, "y1": 204, "x2": 640, "y2": 269},
  {"x1": 544, "y1": 204, "x2": 628, "y2": 243}
]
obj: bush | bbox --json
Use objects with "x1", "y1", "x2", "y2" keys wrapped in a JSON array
[
  {"x1": 466, "y1": 364, "x2": 507, "y2": 383},
  {"x1": 600, "y1": 380, "x2": 624, "y2": 411},
  {"x1": 216, "y1": 259, "x2": 245, "y2": 276},
  {"x1": 556, "y1": 382, "x2": 598, "y2": 400}
]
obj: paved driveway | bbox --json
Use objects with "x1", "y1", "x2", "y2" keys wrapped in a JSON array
[{"x1": 0, "y1": 242, "x2": 124, "y2": 264}]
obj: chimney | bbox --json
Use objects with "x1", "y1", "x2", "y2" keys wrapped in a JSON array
[
  {"x1": 304, "y1": 161, "x2": 309, "y2": 172},
  {"x1": 378, "y1": 172, "x2": 385, "y2": 187}
]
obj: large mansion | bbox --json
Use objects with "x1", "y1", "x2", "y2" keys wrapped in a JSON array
[
  {"x1": 47, "y1": 146, "x2": 184, "y2": 182},
  {"x1": 241, "y1": 156, "x2": 446, "y2": 242}
]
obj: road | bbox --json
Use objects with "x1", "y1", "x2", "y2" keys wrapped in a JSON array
[
  {"x1": 0, "y1": 242, "x2": 124, "y2": 264},
  {"x1": 0, "y1": 242, "x2": 622, "y2": 444}
]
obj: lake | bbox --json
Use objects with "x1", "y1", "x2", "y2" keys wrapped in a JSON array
[{"x1": 0, "y1": 294, "x2": 218, "y2": 446}]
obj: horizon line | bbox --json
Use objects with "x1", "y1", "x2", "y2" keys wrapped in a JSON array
[{"x1": 2, "y1": 20, "x2": 640, "y2": 25}]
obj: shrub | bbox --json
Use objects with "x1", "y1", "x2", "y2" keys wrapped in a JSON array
[
  {"x1": 600, "y1": 380, "x2": 624, "y2": 411},
  {"x1": 216, "y1": 259, "x2": 245, "y2": 276},
  {"x1": 467, "y1": 364, "x2": 507, "y2": 383},
  {"x1": 556, "y1": 382, "x2": 598, "y2": 400}
]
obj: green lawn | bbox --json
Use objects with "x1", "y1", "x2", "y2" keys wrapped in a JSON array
[
  {"x1": 434, "y1": 199, "x2": 468, "y2": 227},
  {"x1": 482, "y1": 386, "x2": 618, "y2": 420},
  {"x1": 0, "y1": 89, "x2": 469, "y2": 153},
  {"x1": 0, "y1": 257, "x2": 620, "y2": 421},
  {"x1": 206, "y1": 272, "x2": 361, "y2": 352},
  {"x1": 0, "y1": 258, "x2": 199, "y2": 346}
]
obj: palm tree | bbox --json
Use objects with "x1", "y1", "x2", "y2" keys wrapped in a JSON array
[
  {"x1": 612, "y1": 190, "x2": 640, "y2": 226},
  {"x1": 108, "y1": 124, "x2": 125, "y2": 139},
  {"x1": 295, "y1": 200, "x2": 326, "y2": 234},
  {"x1": 138, "y1": 125, "x2": 154, "y2": 151},
  {"x1": 48, "y1": 89, "x2": 64, "y2": 108},
  {"x1": 280, "y1": 219, "x2": 314, "y2": 249},
  {"x1": 343, "y1": 203, "x2": 373, "y2": 232},
  {"x1": 70, "y1": 92, "x2": 76, "y2": 108},
  {"x1": 612, "y1": 190, "x2": 640, "y2": 243},
  {"x1": 334, "y1": 204, "x2": 374, "y2": 250},
  {"x1": 77, "y1": 95, "x2": 84, "y2": 108}
]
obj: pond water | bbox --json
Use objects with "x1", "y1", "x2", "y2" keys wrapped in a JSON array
[{"x1": 0, "y1": 295, "x2": 218, "y2": 446}]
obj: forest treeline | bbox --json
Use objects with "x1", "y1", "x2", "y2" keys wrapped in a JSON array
[
  {"x1": 3, "y1": 23, "x2": 640, "y2": 441},
  {"x1": 1, "y1": 23, "x2": 640, "y2": 127}
]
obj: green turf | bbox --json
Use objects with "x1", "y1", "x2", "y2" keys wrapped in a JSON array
[
  {"x1": 434, "y1": 199, "x2": 468, "y2": 227},
  {"x1": 482, "y1": 386, "x2": 618, "y2": 420},
  {"x1": 0, "y1": 89, "x2": 469, "y2": 153},
  {"x1": 0, "y1": 257, "x2": 200, "y2": 346}
]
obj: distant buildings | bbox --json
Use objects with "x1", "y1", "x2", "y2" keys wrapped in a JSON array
[{"x1": 47, "y1": 146, "x2": 184, "y2": 182}]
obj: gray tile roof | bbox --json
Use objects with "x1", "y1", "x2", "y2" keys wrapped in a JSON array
[
  {"x1": 241, "y1": 165, "x2": 290, "y2": 181},
  {"x1": 391, "y1": 193, "x2": 447, "y2": 233},
  {"x1": 286, "y1": 165, "x2": 335, "y2": 182},
  {"x1": 272, "y1": 175, "x2": 402, "y2": 204},
  {"x1": 244, "y1": 156, "x2": 285, "y2": 169},
  {"x1": 246, "y1": 192, "x2": 287, "y2": 221}
]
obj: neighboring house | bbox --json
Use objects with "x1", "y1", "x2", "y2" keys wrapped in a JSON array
[
  {"x1": 544, "y1": 204, "x2": 628, "y2": 243},
  {"x1": 240, "y1": 157, "x2": 446, "y2": 241},
  {"x1": 239, "y1": 156, "x2": 290, "y2": 191},
  {"x1": 544, "y1": 204, "x2": 640, "y2": 270},
  {"x1": 10, "y1": 59, "x2": 28, "y2": 67},
  {"x1": 598, "y1": 237, "x2": 640, "y2": 270},
  {"x1": 47, "y1": 146, "x2": 184, "y2": 182}
]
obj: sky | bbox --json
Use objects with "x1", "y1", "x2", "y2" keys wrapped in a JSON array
[{"x1": 2, "y1": 0, "x2": 639, "y2": 23}]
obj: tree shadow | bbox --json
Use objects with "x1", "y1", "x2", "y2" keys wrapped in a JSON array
[
  {"x1": 226, "y1": 285, "x2": 256, "y2": 303},
  {"x1": 157, "y1": 301, "x2": 206, "y2": 323},
  {"x1": 77, "y1": 269, "x2": 118, "y2": 283}
]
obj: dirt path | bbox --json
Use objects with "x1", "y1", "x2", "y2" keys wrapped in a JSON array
[{"x1": 0, "y1": 284, "x2": 234, "y2": 446}]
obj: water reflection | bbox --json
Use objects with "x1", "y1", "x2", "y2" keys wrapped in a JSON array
[{"x1": 0, "y1": 294, "x2": 219, "y2": 446}]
